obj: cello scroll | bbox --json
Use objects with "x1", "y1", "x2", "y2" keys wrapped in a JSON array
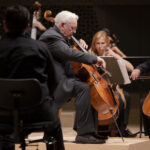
[{"x1": 44, "y1": 10, "x2": 55, "y2": 23}]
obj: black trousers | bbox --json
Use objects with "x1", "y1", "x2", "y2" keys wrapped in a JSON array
[
  {"x1": 0, "y1": 99, "x2": 65, "y2": 150},
  {"x1": 116, "y1": 90, "x2": 131, "y2": 133},
  {"x1": 54, "y1": 78, "x2": 98, "y2": 136}
]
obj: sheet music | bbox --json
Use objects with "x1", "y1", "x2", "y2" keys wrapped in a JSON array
[
  {"x1": 117, "y1": 59, "x2": 131, "y2": 84},
  {"x1": 100, "y1": 56, "x2": 131, "y2": 85}
]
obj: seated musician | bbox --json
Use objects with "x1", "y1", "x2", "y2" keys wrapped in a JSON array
[
  {"x1": 0, "y1": 5, "x2": 65, "y2": 150},
  {"x1": 131, "y1": 60, "x2": 150, "y2": 137},
  {"x1": 40, "y1": 10, "x2": 107, "y2": 144},
  {"x1": 89, "y1": 29, "x2": 136, "y2": 137},
  {"x1": 25, "y1": 1, "x2": 47, "y2": 39}
]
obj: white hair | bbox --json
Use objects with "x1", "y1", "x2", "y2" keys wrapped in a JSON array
[{"x1": 54, "y1": 10, "x2": 79, "y2": 27}]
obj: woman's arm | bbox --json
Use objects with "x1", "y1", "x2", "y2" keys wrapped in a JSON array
[
  {"x1": 111, "y1": 46, "x2": 126, "y2": 57},
  {"x1": 105, "y1": 48, "x2": 134, "y2": 72}
]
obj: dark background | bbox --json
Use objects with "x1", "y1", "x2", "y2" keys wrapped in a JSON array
[
  {"x1": 0, "y1": 0, "x2": 149, "y2": 125},
  {"x1": 0, "y1": 0, "x2": 150, "y2": 56}
]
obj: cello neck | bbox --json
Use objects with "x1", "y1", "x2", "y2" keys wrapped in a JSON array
[
  {"x1": 71, "y1": 36, "x2": 88, "y2": 53},
  {"x1": 71, "y1": 36, "x2": 111, "y2": 77}
]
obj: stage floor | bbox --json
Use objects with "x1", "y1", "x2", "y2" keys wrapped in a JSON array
[
  {"x1": 16, "y1": 111, "x2": 150, "y2": 150},
  {"x1": 15, "y1": 127, "x2": 150, "y2": 150}
]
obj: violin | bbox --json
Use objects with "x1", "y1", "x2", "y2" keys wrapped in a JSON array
[{"x1": 31, "y1": 1, "x2": 41, "y2": 39}]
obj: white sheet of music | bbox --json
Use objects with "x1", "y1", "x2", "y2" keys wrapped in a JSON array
[
  {"x1": 100, "y1": 56, "x2": 131, "y2": 85},
  {"x1": 117, "y1": 59, "x2": 131, "y2": 84}
]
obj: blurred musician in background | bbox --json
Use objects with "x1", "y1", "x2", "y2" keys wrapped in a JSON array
[
  {"x1": 130, "y1": 60, "x2": 150, "y2": 80},
  {"x1": 89, "y1": 29, "x2": 133, "y2": 72},
  {"x1": 131, "y1": 60, "x2": 150, "y2": 137},
  {"x1": 89, "y1": 29, "x2": 136, "y2": 137},
  {"x1": 101, "y1": 28, "x2": 127, "y2": 58},
  {"x1": 25, "y1": 1, "x2": 47, "y2": 39}
]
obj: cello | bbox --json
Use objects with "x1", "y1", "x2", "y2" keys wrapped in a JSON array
[
  {"x1": 71, "y1": 36, "x2": 120, "y2": 125},
  {"x1": 142, "y1": 91, "x2": 150, "y2": 117},
  {"x1": 43, "y1": 10, "x2": 123, "y2": 137}
]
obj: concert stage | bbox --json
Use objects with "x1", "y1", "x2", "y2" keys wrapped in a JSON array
[
  {"x1": 15, "y1": 129, "x2": 150, "y2": 150},
  {"x1": 64, "y1": 137, "x2": 150, "y2": 150},
  {"x1": 15, "y1": 111, "x2": 150, "y2": 150}
]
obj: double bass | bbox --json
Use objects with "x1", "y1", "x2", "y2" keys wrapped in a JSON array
[
  {"x1": 31, "y1": 1, "x2": 41, "y2": 40},
  {"x1": 43, "y1": 10, "x2": 121, "y2": 136}
]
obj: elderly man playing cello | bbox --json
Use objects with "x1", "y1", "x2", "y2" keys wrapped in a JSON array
[{"x1": 40, "y1": 10, "x2": 107, "y2": 144}]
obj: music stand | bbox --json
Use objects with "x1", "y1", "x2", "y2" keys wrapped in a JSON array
[{"x1": 101, "y1": 56, "x2": 131, "y2": 85}]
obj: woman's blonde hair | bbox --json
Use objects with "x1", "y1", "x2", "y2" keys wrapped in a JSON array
[{"x1": 89, "y1": 30, "x2": 110, "y2": 55}]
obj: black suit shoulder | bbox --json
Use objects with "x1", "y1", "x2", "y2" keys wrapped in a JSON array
[{"x1": 136, "y1": 59, "x2": 150, "y2": 74}]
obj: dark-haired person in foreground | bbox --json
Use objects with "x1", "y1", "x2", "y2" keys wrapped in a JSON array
[{"x1": 0, "y1": 5, "x2": 64, "y2": 150}]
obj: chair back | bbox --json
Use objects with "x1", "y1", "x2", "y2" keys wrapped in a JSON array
[
  {"x1": 0, "y1": 78, "x2": 42, "y2": 110},
  {"x1": 0, "y1": 79, "x2": 57, "y2": 149}
]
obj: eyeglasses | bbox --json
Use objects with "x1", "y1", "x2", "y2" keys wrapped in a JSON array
[{"x1": 65, "y1": 23, "x2": 77, "y2": 32}]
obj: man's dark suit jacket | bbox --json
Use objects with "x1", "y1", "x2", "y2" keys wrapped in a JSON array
[
  {"x1": 136, "y1": 60, "x2": 150, "y2": 74},
  {"x1": 40, "y1": 25, "x2": 98, "y2": 108},
  {"x1": 0, "y1": 31, "x2": 64, "y2": 150},
  {"x1": 0, "y1": 32, "x2": 59, "y2": 124},
  {"x1": 0, "y1": 32, "x2": 56, "y2": 99}
]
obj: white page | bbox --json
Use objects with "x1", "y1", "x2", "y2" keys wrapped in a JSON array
[{"x1": 117, "y1": 59, "x2": 131, "y2": 84}]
